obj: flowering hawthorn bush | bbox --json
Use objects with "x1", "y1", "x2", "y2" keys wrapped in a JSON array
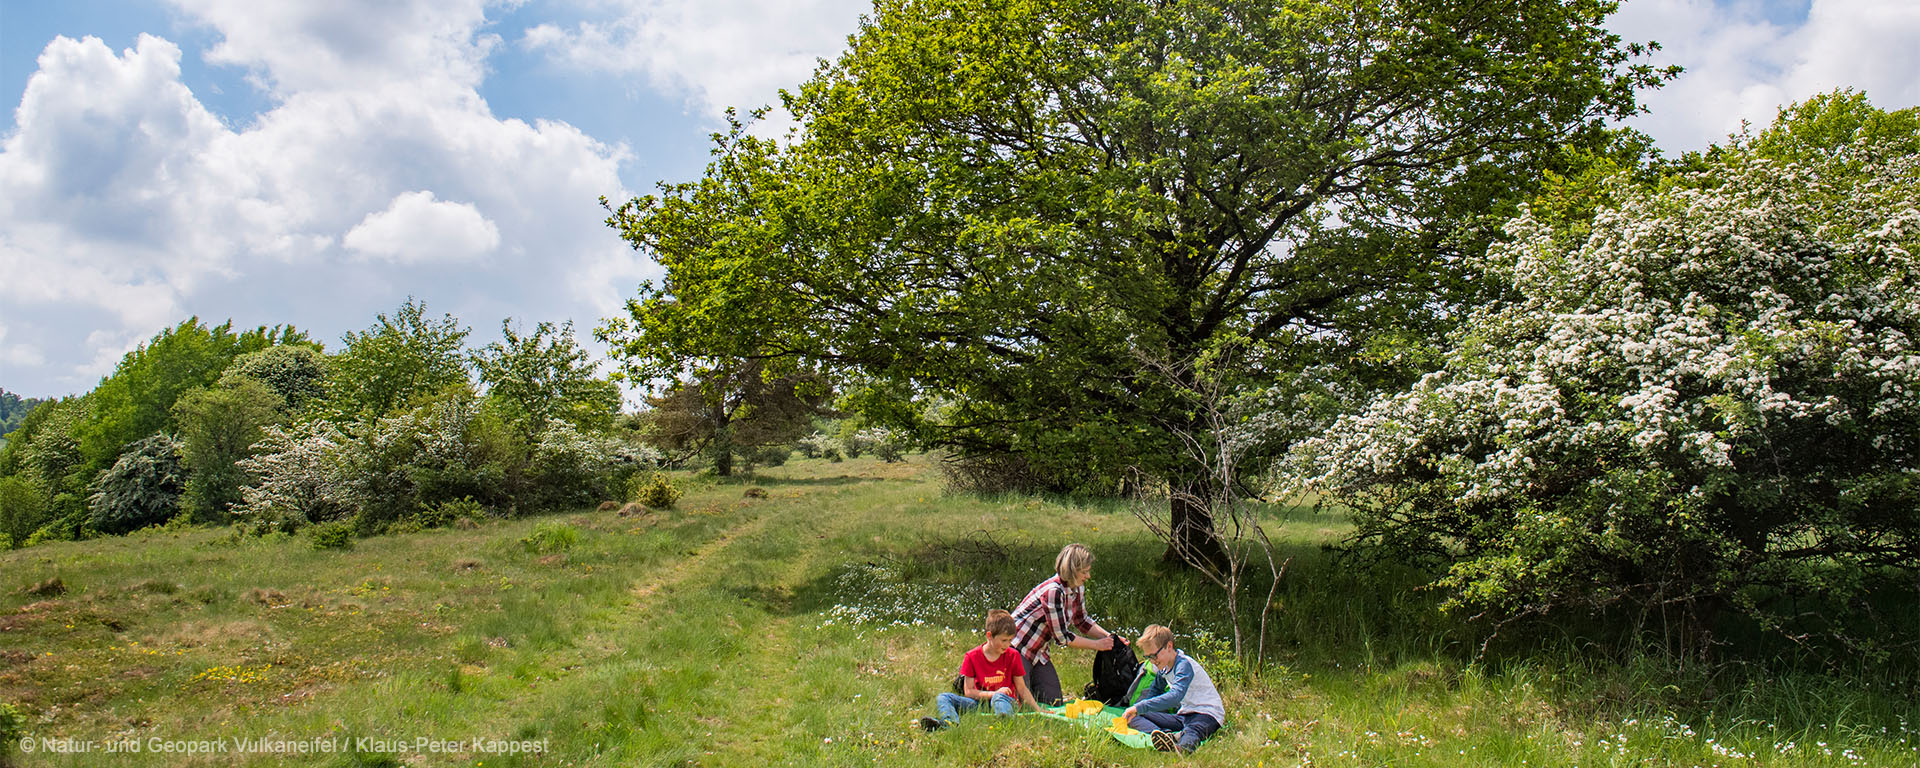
[
  {"x1": 235, "y1": 421, "x2": 354, "y2": 532},
  {"x1": 1286, "y1": 132, "x2": 1920, "y2": 642}
]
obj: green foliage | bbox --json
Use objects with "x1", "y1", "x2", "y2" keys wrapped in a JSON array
[
  {"x1": 308, "y1": 520, "x2": 356, "y2": 550},
  {"x1": 324, "y1": 298, "x2": 470, "y2": 419},
  {"x1": 1751, "y1": 88, "x2": 1920, "y2": 165},
  {"x1": 0, "y1": 700, "x2": 24, "y2": 758},
  {"x1": 1179, "y1": 627, "x2": 1245, "y2": 683},
  {"x1": 738, "y1": 444, "x2": 791, "y2": 471},
  {"x1": 0, "y1": 475, "x2": 46, "y2": 550},
  {"x1": 173, "y1": 379, "x2": 284, "y2": 524},
  {"x1": 23, "y1": 509, "x2": 86, "y2": 546},
  {"x1": 520, "y1": 521, "x2": 579, "y2": 554},
  {"x1": 602, "y1": 0, "x2": 1671, "y2": 555},
  {"x1": 220, "y1": 344, "x2": 327, "y2": 411},
  {"x1": 630, "y1": 473, "x2": 681, "y2": 510},
  {"x1": 416, "y1": 496, "x2": 485, "y2": 530},
  {"x1": 240, "y1": 387, "x2": 628, "y2": 538},
  {"x1": 86, "y1": 432, "x2": 186, "y2": 535},
  {"x1": 73, "y1": 319, "x2": 301, "y2": 483},
  {"x1": 1292, "y1": 95, "x2": 1920, "y2": 651},
  {"x1": 472, "y1": 320, "x2": 621, "y2": 438},
  {"x1": 0, "y1": 387, "x2": 45, "y2": 442},
  {"x1": 642, "y1": 359, "x2": 832, "y2": 476},
  {"x1": 0, "y1": 397, "x2": 91, "y2": 525}
]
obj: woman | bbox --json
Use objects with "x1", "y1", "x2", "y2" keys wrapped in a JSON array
[{"x1": 1009, "y1": 542, "x2": 1115, "y2": 705}]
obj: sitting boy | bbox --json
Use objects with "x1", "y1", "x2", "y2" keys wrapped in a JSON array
[
  {"x1": 920, "y1": 609, "x2": 1040, "y2": 731},
  {"x1": 1121, "y1": 625, "x2": 1225, "y2": 753}
]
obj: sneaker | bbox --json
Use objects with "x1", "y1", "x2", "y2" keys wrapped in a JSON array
[
  {"x1": 917, "y1": 716, "x2": 947, "y2": 732},
  {"x1": 1151, "y1": 730, "x2": 1177, "y2": 752}
]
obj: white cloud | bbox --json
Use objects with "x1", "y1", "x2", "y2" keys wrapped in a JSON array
[
  {"x1": 0, "y1": 324, "x2": 45, "y2": 368},
  {"x1": 170, "y1": 0, "x2": 500, "y2": 95},
  {"x1": 345, "y1": 191, "x2": 502, "y2": 262},
  {"x1": 1611, "y1": 0, "x2": 1920, "y2": 153},
  {"x1": 521, "y1": 0, "x2": 868, "y2": 121},
  {"x1": 0, "y1": 3, "x2": 648, "y2": 397},
  {"x1": 1783, "y1": 1, "x2": 1920, "y2": 106}
]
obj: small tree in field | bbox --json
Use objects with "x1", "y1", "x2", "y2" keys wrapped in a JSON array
[
  {"x1": 1289, "y1": 103, "x2": 1920, "y2": 654},
  {"x1": 644, "y1": 360, "x2": 831, "y2": 476}
]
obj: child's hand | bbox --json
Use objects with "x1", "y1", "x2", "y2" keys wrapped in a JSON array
[
  {"x1": 1121, "y1": 707, "x2": 1137, "y2": 721},
  {"x1": 995, "y1": 686, "x2": 1012, "y2": 697}
]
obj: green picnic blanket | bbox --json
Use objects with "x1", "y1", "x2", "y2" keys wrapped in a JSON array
[{"x1": 1029, "y1": 703, "x2": 1153, "y2": 749}]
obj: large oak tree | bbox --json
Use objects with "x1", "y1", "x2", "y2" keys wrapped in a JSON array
[{"x1": 602, "y1": 0, "x2": 1667, "y2": 563}]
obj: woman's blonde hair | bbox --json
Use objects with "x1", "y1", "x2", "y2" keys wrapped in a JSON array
[{"x1": 1055, "y1": 543, "x2": 1094, "y2": 581}]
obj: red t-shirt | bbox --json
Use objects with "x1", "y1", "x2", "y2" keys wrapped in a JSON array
[{"x1": 959, "y1": 644, "x2": 1027, "y2": 694}]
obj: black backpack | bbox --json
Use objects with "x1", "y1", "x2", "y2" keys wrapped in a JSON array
[{"x1": 1082, "y1": 636, "x2": 1140, "y2": 707}]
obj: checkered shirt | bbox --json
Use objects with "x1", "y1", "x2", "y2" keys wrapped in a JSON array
[{"x1": 1010, "y1": 574, "x2": 1097, "y2": 666}]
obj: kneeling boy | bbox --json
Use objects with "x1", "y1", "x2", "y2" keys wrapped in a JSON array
[
  {"x1": 920, "y1": 609, "x2": 1040, "y2": 731},
  {"x1": 1122, "y1": 625, "x2": 1225, "y2": 753}
]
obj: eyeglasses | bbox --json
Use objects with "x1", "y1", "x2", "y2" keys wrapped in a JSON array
[{"x1": 1145, "y1": 644, "x2": 1172, "y2": 660}]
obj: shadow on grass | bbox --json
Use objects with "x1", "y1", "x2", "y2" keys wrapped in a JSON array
[
  {"x1": 690, "y1": 473, "x2": 874, "y2": 488},
  {"x1": 745, "y1": 518, "x2": 1920, "y2": 740}
]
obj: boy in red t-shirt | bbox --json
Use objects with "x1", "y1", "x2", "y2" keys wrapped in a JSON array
[{"x1": 919, "y1": 609, "x2": 1040, "y2": 731}]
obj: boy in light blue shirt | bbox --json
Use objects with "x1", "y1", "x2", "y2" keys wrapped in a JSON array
[{"x1": 1121, "y1": 624, "x2": 1225, "y2": 754}]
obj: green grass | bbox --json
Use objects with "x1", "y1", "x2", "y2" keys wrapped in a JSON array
[{"x1": 1, "y1": 455, "x2": 1916, "y2": 766}]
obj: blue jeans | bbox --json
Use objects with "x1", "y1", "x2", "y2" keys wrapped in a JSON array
[
  {"x1": 1128, "y1": 710, "x2": 1221, "y2": 751},
  {"x1": 936, "y1": 691, "x2": 1015, "y2": 722}
]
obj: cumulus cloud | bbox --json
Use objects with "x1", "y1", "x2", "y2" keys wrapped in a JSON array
[
  {"x1": 344, "y1": 191, "x2": 502, "y2": 262},
  {"x1": 171, "y1": 0, "x2": 500, "y2": 94},
  {"x1": 1611, "y1": 0, "x2": 1920, "y2": 152},
  {"x1": 0, "y1": 2, "x2": 647, "y2": 396},
  {"x1": 521, "y1": 0, "x2": 868, "y2": 121}
]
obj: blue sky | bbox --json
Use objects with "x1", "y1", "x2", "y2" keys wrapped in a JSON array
[{"x1": 0, "y1": 0, "x2": 1915, "y2": 399}]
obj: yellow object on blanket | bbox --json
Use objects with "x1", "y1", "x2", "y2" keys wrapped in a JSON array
[{"x1": 1060, "y1": 699, "x2": 1103, "y2": 717}]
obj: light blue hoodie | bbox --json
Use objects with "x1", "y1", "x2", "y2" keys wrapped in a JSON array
[{"x1": 1131, "y1": 650, "x2": 1225, "y2": 725}]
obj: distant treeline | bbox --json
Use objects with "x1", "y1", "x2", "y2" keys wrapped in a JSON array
[{"x1": 0, "y1": 388, "x2": 46, "y2": 445}]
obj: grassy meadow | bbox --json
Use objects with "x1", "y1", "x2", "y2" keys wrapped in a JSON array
[{"x1": 2, "y1": 455, "x2": 1917, "y2": 767}]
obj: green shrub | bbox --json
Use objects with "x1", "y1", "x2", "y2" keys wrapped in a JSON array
[
  {"x1": 0, "y1": 475, "x2": 46, "y2": 550},
  {"x1": 415, "y1": 496, "x2": 484, "y2": 529},
  {"x1": 23, "y1": 509, "x2": 87, "y2": 547},
  {"x1": 629, "y1": 473, "x2": 681, "y2": 510},
  {"x1": 0, "y1": 700, "x2": 24, "y2": 757},
  {"x1": 520, "y1": 522, "x2": 579, "y2": 554},
  {"x1": 740, "y1": 445, "x2": 791, "y2": 470},
  {"x1": 86, "y1": 432, "x2": 186, "y2": 535},
  {"x1": 1180, "y1": 627, "x2": 1245, "y2": 682},
  {"x1": 866, "y1": 429, "x2": 907, "y2": 463},
  {"x1": 309, "y1": 520, "x2": 356, "y2": 550}
]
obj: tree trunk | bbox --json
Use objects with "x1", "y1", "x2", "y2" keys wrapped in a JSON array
[
  {"x1": 708, "y1": 402, "x2": 734, "y2": 477},
  {"x1": 1163, "y1": 462, "x2": 1228, "y2": 571}
]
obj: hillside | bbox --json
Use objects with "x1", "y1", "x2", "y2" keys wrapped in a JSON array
[{"x1": 1, "y1": 456, "x2": 1915, "y2": 767}]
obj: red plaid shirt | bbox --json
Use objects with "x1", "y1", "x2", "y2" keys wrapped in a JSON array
[{"x1": 1010, "y1": 575, "x2": 1097, "y2": 666}]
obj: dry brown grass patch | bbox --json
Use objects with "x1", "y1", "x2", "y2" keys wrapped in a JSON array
[
  {"x1": 160, "y1": 619, "x2": 272, "y2": 649},
  {"x1": 243, "y1": 588, "x2": 290, "y2": 607}
]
